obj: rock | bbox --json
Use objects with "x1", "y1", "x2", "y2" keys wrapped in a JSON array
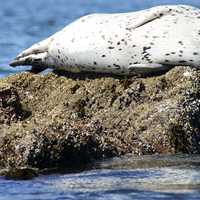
[
  {"x1": 0, "y1": 66, "x2": 200, "y2": 172},
  {"x1": 0, "y1": 167, "x2": 38, "y2": 180},
  {"x1": 0, "y1": 83, "x2": 29, "y2": 125}
]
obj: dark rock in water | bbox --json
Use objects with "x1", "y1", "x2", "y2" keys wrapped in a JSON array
[
  {"x1": 0, "y1": 66, "x2": 200, "y2": 172},
  {"x1": 0, "y1": 167, "x2": 38, "y2": 180}
]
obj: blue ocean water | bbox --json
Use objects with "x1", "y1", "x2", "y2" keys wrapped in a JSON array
[
  {"x1": 1, "y1": 0, "x2": 200, "y2": 199},
  {"x1": 1, "y1": 155, "x2": 200, "y2": 200}
]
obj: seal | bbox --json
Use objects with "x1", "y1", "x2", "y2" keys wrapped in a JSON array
[{"x1": 10, "y1": 5, "x2": 200, "y2": 75}]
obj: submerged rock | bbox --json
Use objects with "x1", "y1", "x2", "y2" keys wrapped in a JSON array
[
  {"x1": 0, "y1": 66, "x2": 200, "y2": 172},
  {"x1": 1, "y1": 167, "x2": 38, "y2": 180}
]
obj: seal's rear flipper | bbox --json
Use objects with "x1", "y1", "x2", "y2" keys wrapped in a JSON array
[
  {"x1": 15, "y1": 28, "x2": 63, "y2": 60},
  {"x1": 10, "y1": 52, "x2": 48, "y2": 67},
  {"x1": 10, "y1": 52, "x2": 49, "y2": 73}
]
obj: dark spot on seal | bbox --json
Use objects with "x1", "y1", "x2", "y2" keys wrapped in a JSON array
[
  {"x1": 142, "y1": 46, "x2": 151, "y2": 55},
  {"x1": 165, "y1": 60, "x2": 169, "y2": 62},
  {"x1": 179, "y1": 50, "x2": 183, "y2": 53},
  {"x1": 179, "y1": 60, "x2": 187, "y2": 63},
  {"x1": 101, "y1": 55, "x2": 106, "y2": 58},
  {"x1": 101, "y1": 35, "x2": 105, "y2": 40},
  {"x1": 143, "y1": 46, "x2": 151, "y2": 51},
  {"x1": 143, "y1": 53, "x2": 150, "y2": 58},
  {"x1": 193, "y1": 52, "x2": 199, "y2": 55},
  {"x1": 171, "y1": 52, "x2": 176, "y2": 54},
  {"x1": 189, "y1": 59, "x2": 194, "y2": 62},
  {"x1": 165, "y1": 53, "x2": 170, "y2": 56},
  {"x1": 117, "y1": 42, "x2": 121, "y2": 45},
  {"x1": 108, "y1": 46, "x2": 115, "y2": 49},
  {"x1": 132, "y1": 45, "x2": 136, "y2": 47},
  {"x1": 113, "y1": 64, "x2": 121, "y2": 69},
  {"x1": 178, "y1": 41, "x2": 183, "y2": 45},
  {"x1": 93, "y1": 61, "x2": 97, "y2": 65},
  {"x1": 118, "y1": 48, "x2": 122, "y2": 51}
]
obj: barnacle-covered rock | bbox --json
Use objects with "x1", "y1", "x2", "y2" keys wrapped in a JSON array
[{"x1": 0, "y1": 66, "x2": 200, "y2": 173}]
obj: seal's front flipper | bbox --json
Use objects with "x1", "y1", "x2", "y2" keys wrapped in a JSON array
[
  {"x1": 128, "y1": 63, "x2": 172, "y2": 75},
  {"x1": 129, "y1": 6, "x2": 172, "y2": 30}
]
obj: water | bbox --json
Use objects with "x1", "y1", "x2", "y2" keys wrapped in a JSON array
[
  {"x1": 1, "y1": 0, "x2": 200, "y2": 199},
  {"x1": 1, "y1": 155, "x2": 200, "y2": 200}
]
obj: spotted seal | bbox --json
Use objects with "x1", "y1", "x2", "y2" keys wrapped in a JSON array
[{"x1": 10, "y1": 5, "x2": 200, "y2": 75}]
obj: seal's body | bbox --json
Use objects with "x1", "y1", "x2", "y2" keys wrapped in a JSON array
[{"x1": 10, "y1": 5, "x2": 200, "y2": 75}]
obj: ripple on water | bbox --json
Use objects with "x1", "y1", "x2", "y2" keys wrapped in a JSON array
[{"x1": 0, "y1": 155, "x2": 200, "y2": 200}]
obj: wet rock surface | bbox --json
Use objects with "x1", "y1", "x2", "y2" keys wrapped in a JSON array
[{"x1": 0, "y1": 66, "x2": 200, "y2": 175}]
